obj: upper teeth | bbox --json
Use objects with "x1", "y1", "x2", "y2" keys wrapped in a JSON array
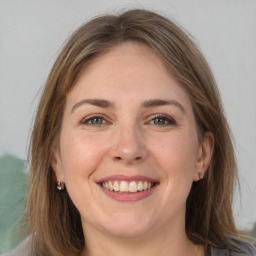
[{"x1": 101, "y1": 181, "x2": 154, "y2": 193}]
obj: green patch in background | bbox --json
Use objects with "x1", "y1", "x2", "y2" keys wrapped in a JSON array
[
  {"x1": 0, "y1": 153, "x2": 28, "y2": 253},
  {"x1": 243, "y1": 223, "x2": 256, "y2": 245}
]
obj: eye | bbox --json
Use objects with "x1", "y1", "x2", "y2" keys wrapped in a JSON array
[
  {"x1": 149, "y1": 115, "x2": 176, "y2": 126},
  {"x1": 81, "y1": 115, "x2": 108, "y2": 125}
]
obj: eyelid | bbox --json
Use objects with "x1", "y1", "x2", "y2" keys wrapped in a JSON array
[
  {"x1": 147, "y1": 114, "x2": 177, "y2": 125},
  {"x1": 80, "y1": 113, "x2": 176, "y2": 126},
  {"x1": 81, "y1": 113, "x2": 110, "y2": 125}
]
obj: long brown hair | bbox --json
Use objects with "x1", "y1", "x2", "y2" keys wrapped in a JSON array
[{"x1": 27, "y1": 9, "x2": 239, "y2": 256}]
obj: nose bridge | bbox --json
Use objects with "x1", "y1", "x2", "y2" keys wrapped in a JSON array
[{"x1": 109, "y1": 120, "x2": 147, "y2": 164}]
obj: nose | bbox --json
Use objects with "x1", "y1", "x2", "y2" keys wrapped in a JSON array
[{"x1": 109, "y1": 125, "x2": 148, "y2": 165}]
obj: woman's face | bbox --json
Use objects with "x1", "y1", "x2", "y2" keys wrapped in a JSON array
[{"x1": 52, "y1": 42, "x2": 212, "y2": 239}]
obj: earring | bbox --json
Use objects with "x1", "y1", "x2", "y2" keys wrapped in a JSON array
[
  {"x1": 57, "y1": 181, "x2": 65, "y2": 191},
  {"x1": 198, "y1": 172, "x2": 204, "y2": 179}
]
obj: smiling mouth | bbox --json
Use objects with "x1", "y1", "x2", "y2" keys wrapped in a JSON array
[{"x1": 100, "y1": 180, "x2": 156, "y2": 193}]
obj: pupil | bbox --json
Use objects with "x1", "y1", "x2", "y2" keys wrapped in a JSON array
[
  {"x1": 155, "y1": 118, "x2": 165, "y2": 124},
  {"x1": 92, "y1": 118, "x2": 102, "y2": 124}
]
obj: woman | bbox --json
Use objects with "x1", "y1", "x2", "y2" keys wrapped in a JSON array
[{"x1": 5, "y1": 9, "x2": 255, "y2": 256}]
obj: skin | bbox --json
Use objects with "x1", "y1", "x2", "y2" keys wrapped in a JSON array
[{"x1": 52, "y1": 41, "x2": 214, "y2": 256}]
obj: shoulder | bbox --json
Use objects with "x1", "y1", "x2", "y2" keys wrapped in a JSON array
[
  {"x1": 1, "y1": 237, "x2": 32, "y2": 256},
  {"x1": 230, "y1": 239, "x2": 256, "y2": 256},
  {"x1": 210, "y1": 239, "x2": 256, "y2": 256}
]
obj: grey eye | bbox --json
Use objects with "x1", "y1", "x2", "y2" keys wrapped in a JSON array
[
  {"x1": 82, "y1": 116, "x2": 107, "y2": 125},
  {"x1": 150, "y1": 116, "x2": 176, "y2": 126},
  {"x1": 89, "y1": 117, "x2": 104, "y2": 124}
]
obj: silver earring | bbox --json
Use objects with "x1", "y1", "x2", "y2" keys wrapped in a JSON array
[
  {"x1": 198, "y1": 172, "x2": 204, "y2": 179},
  {"x1": 57, "y1": 181, "x2": 65, "y2": 191}
]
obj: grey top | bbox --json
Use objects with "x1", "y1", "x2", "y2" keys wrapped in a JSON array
[
  {"x1": 210, "y1": 240, "x2": 256, "y2": 256},
  {"x1": 1, "y1": 237, "x2": 256, "y2": 256}
]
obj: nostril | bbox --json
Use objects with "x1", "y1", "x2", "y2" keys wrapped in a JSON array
[{"x1": 113, "y1": 156, "x2": 142, "y2": 163}]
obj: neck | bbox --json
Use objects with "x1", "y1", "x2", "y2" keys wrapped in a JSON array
[{"x1": 81, "y1": 221, "x2": 199, "y2": 256}]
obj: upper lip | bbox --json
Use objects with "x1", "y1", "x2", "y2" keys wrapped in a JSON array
[{"x1": 95, "y1": 175, "x2": 159, "y2": 183}]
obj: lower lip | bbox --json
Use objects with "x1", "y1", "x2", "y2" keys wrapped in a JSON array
[{"x1": 98, "y1": 184, "x2": 159, "y2": 202}]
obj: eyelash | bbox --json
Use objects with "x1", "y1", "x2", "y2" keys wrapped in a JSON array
[
  {"x1": 81, "y1": 114, "x2": 176, "y2": 127},
  {"x1": 148, "y1": 114, "x2": 176, "y2": 126},
  {"x1": 81, "y1": 114, "x2": 108, "y2": 126}
]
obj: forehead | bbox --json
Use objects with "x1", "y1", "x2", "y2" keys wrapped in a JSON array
[{"x1": 66, "y1": 41, "x2": 192, "y2": 109}]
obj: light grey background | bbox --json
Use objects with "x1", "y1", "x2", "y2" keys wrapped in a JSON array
[{"x1": 0, "y1": 0, "x2": 255, "y2": 230}]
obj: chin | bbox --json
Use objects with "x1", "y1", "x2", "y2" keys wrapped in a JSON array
[
  {"x1": 100, "y1": 212, "x2": 156, "y2": 239},
  {"x1": 104, "y1": 224, "x2": 153, "y2": 239}
]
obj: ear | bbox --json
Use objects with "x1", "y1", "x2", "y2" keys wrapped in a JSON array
[
  {"x1": 193, "y1": 131, "x2": 214, "y2": 181},
  {"x1": 51, "y1": 144, "x2": 64, "y2": 183}
]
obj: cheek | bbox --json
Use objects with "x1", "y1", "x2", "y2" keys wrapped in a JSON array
[
  {"x1": 58, "y1": 132, "x2": 110, "y2": 214},
  {"x1": 162, "y1": 134, "x2": 196, "y2": 161},
  {"x1": 150, "y1": 131, "x2": 199, "y2": 181},
  {"x1": 59, "y1": 132, "x2": 108, "y2": 180}
]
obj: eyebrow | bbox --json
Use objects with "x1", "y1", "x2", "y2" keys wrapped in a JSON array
[
  {"x1": 142, "y1": 99, "x2": 185, "y2": 113},
  {"x1": 70, "y1": 98, "x2": 185, "y2": 113},
  {"x1": 71, "y1": 99, "x2": 115, "y2": 113}
]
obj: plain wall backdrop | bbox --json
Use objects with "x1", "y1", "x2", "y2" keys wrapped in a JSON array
[{"x1": 0, "y1": 0, "x2": 255, "y2": 230}]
